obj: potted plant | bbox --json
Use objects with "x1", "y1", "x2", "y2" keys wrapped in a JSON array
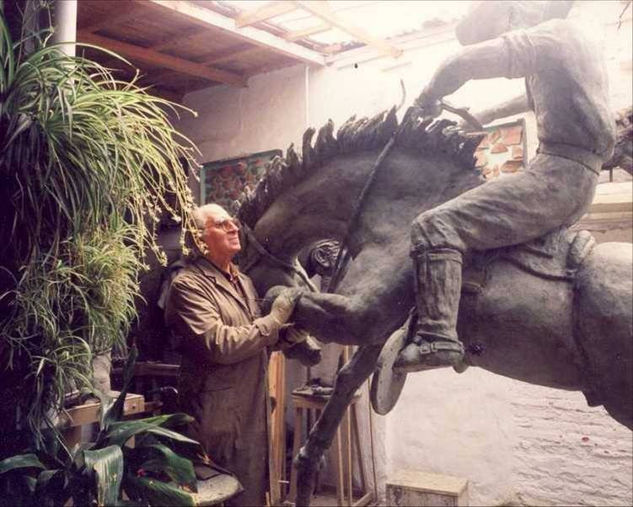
[
  {"x1": 0, "y1": 3, "x2": 196, "y2": 451},
  {"x1": 0, "y1": 347, "x2": 227, "y2": 506}
]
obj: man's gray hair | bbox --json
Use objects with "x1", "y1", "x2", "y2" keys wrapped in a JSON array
[{"x1": 192, "y1": 203, "x2": 225, "y2": 230}]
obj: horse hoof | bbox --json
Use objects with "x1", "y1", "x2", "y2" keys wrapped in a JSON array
[{"x1": 371, "y1": 323, "x2": 409, "y2": 415}]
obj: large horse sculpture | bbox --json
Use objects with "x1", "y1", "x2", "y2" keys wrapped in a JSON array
[{"x1": 234, "y1": 108, "x2": 632, "y2": 506}]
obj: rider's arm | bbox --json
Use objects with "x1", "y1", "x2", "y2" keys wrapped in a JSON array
[
  {"x1": 421, "y1": 37, "x2": 520, "y2": 103},
  {"x1": 471, "y1": 94, "x2": 531, "y2": 126},
  {"x1": 421, "y1": 22, "x2": 558, "y2": 106}
]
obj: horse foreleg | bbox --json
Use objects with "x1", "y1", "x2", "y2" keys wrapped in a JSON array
[
  {"x1": 294, "y1": 344, "x2": 383, "y2": 506},
  {"x1": 294, "y1": 290, "x2": 406, "y2": 346}
]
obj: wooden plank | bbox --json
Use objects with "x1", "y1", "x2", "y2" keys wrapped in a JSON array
[
  {"x1": 78, "y1": 31, "x2": 246, "y2": 86},
  {"x1": 150, "y1": 26, "x2": 208, "y2": 51},
  {"x1": 133, "y1": 361, "x2": 180, "y2": 377},
  {"x1": 60, "y1": 393, "x2": 145, "y2": 429},
  {"x1": 288, "y1": 406, "x2": 303, "y2": 501},
  {"x1": 79, "y1": 2, "x2": 141, "y2": 33},
  {"x1": 294, "y1": 0, "x2": 402, "y2": 59},
  {"x1": 267, "y1": 352, "x2": 285, "y2": 505},
  {"x1": 200, "y1": 45, "x2": 263, "y2": 65},
  {"x1": 285, "y1": 22, "x2": 331, "y2": 41},
  {"x1": 148, "y1": 0, "x2": 326, "y2": 66},
  {"x1": 235, "y1": 1, "x2": 297, "y2": 28}
]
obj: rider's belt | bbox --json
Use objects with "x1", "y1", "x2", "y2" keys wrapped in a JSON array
[{"x1": 538, "y1": 142, "x2": 603, "y2": 175}]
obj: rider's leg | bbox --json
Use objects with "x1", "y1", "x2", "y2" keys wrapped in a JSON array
[
  {"x1": 394, "y1": 154, "x2": 598, "y2": 373},
  {"x1": 394, "y1": 247, "x2": 465, "y2": 372}
]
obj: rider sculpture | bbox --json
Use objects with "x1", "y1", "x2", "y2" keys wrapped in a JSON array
[{"x1": 395, "y1": 0, "x2": 616, "y2": 372}]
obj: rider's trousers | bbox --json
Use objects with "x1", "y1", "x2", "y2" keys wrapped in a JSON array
[{"x1": 411, "y1": 153, "x2": 599, "y2": 254}]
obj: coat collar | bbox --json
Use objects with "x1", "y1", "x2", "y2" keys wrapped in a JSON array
[{"x1": 191, "y1": 257, "x2": 254, "y2": 315}]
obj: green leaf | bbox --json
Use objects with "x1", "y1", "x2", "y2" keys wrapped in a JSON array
[
  {"x1": 83, "y1": 446, "x2": 124, "y2": 507},
  {"x1": 125, "y1": 475, "x2": 195, "y2": 507},
  {"x1": 134, "y1": 412, "x2": 193, "y2": 429},
  {"x1": 102, "y1": 346, "x2": 139, "y2": 428},
  {"x1": 138, "y1": 444, "x2": 196, "y2": 491},
  {"x1": 35, "y1": 469, "x2": 72, "y2": 506},
  {"x1": 0, "y1": 454, "x2": 45, "y2": 475},
  {"x1": 104, "y1": 419, "x2": 200, "y2": 449}
]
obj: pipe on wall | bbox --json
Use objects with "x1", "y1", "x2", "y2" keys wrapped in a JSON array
[{"x1": 51, "y1": 0, "x2": 77, "y2": 56}]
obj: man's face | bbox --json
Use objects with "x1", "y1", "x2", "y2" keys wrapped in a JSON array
[{"x1": 203, "y1": 206, "x2": 241, "y2": 260}]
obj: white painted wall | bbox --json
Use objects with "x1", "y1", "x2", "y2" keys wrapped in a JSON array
[{"x1": 174, "y1": 2, "x2": 633, "y2": 505}]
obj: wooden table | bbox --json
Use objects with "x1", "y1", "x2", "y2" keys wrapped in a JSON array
[{"x1": 59, "y1": 392, "x2": 145, "y2": 447}]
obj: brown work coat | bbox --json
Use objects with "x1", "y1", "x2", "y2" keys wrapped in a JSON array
[{"x1": 165, "y1": 257, "x2": 278, "y2": 506}]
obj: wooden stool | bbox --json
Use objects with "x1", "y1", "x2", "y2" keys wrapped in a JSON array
[{"x1": 288, "y1": 390, "x2": 372, "y2": 506}]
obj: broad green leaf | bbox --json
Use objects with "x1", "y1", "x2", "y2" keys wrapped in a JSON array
[
  {"x1": 138, "y1": 443, "x2": 196, "y2": 491},
  {"x1": 103, "y1": 346, "x2": 138, "y2": 428},
  {"x1": 104, "y1": 420, "x2": 200, "y2": 448},
  {"x1": 0, "y1": 454, "x2": 45, "y2": 475},
  {"x1": 125, "y1": 475, "x2": 195, "y2": 507},
  {"x1": 135, "y1": 412, "x2": 193, "y2": 429},
  {"x1": 83, "y1": 446, "x2": 124, "y2": 507}
]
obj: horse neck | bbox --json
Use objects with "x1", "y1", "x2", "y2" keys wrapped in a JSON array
[
  {"x1": 250, "y1": 145, "x2": 483, "y2": 266},
  {"x1": 251, "y1": 149, "x2": 383, "y2": 259}
]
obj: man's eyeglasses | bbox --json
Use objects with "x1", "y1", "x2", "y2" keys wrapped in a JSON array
[{"x1": 210, "y1": 217, "x2": 240, "y2": 232}]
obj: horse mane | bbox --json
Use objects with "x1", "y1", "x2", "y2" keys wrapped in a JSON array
[{"x1": 236, "y1": 106, "x2": 485, "y2": 228}]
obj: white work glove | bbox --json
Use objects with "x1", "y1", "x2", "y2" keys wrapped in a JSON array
[{"x1": 267, "y1": 287, "x2": 302, "y2": 327}]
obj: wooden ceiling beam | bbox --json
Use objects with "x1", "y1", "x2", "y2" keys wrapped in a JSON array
[
  {"x1": 200, "y1": 45, "x2": 264, "y2": 65},
  {"x1": 293, "y1": 0, "x2": 402, "y2": 59},
  {"x1": 79, "y1": 3, "x2": 141, "y2": 33},
  {"x1": 78, "y1": 31, "x2": 246, "y2": 86},
  {"x1": 235, "y1": 1, "x2": 298, "y2": 28},
  {"x1": 285, "y1": 22, "x2": 331, "y2": 42},
  {"x1": 150, "y1": 27, "x2": 207, "y2": 51},
  {"x1": 147, "y1": 0, "x2": 326, "y2": 66}
]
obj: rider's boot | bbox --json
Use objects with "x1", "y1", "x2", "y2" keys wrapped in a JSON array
[{"x1": 394, "y1": 248, "x2": 465, "y2": 373}]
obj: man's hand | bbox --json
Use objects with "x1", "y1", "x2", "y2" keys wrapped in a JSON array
[{"x1": 268, "y1": 288, "x2": 302, "y2": 326}]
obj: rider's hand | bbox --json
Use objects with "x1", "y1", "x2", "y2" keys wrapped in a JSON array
[{"x1": 414, "y1": 90, "x2": 442, "y2": 120}]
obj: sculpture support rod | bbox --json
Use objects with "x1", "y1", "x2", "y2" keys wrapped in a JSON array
[{"x1": 295, "y1": 344, "x2": 383, "y2": 506}]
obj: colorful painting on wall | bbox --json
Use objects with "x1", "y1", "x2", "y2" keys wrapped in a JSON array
[
  {"x1": 200, "y1": 149, "x2": 282, "y2": 210},
  {"x1": 474, "y1": 119, "x2": 527, "y2": 180}
]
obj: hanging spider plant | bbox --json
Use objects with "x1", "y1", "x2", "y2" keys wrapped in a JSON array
[{"x1": 0, "y1": 8, "x2": 198, "y2": 445}]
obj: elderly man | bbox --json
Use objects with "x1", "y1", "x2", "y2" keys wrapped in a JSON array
[
  {"x1": 165, "y1": 203, "x2": 300, "y2": 506},
  {"x1": 396, "y1": 0, "x2": 615, "y2": 372}
]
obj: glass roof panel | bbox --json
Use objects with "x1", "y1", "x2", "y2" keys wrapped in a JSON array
[{"x1": 223, "y1": 0, "x2": 472, "y2": 47}]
